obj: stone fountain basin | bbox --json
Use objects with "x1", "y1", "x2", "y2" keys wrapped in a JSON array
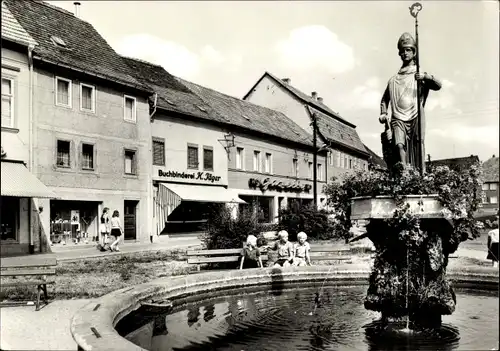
[
  {"x1": 70, "y1": 265, "x2": 498, "y2": 351},
  {"x1": 350, "y1": 194, "x2": 445, "y2": 220}
]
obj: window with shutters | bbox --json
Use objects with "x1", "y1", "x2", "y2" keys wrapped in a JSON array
[
  {"x1": 187, "y1": 144, "x2": 199, "y2": 169},
  {"x1": 152, "y1": 138, "x2": 165, "y2": 166},
  {"x1": 203, "y1": 146, "x2": 214, "y2": 171}
]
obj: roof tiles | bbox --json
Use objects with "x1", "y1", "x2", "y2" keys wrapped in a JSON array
[
  {"x1": 4, "y1": 0, "x2": 149, "y2": 91},
  {"x1": 179, "y1": 78, "x2": 314, "y2": 147}
]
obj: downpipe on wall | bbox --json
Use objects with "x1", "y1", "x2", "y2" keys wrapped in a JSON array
[{"x1": 28, "y1": 44, "x2": 35, "y2": 254}]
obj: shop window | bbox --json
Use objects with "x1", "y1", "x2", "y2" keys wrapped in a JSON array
[
  {"x1": 57, "y1": 140, "x2": 71, "y2": 167},
  {"x1": 187, "y1": 144, "x2": 199, "y2": 169},
  {"x1": 293, "y1": 158, "x2": 299, "y2": 177},
  {"x1": 153, "y1": 138, "x2": 165, "y2": 166},
  {"x1": 124, "y1": 149, "x2": 137, "y2": 175},
  {"x1": 0, "y1": 196, "x2": 18, "y2": 241},
  {"x1": 55, "y1": 76, "x2": 72, "y2": 108},
  {"x1": 203, "y1": 147, "x2": 214, "y2": 171},
  {"x1": 81, "y1": 143, "x2": 94, "y2": 170},
  {"x1": 124, "y1": 95, "x2": 136, "y2": 122},
  {"x1": 1, "y1": 77, "x2": 14, "y2": 128},
  {"x1": 253, "y1": 150, "x2": 261, "y2": 172},
  {"x1": 257, "y1": 197, "x2": 272, "y2": 224},
  {"x1": 80, "y1": 83, "x2": 95, "y2": 112},
  {"x1": 236, "y1": 147, "x2": 244, "y2": 169}
]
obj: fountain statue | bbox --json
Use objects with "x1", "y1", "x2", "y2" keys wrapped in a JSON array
[{"x1": 347, "y1": 2, "x2": 479, "y2": 332}]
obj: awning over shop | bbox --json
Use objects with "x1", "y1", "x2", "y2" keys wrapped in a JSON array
[
  {"x1": 154, "y1": 183, "x2": 245, "y2": 235},
  {"x1": 1, "y1": 161, "x2": 58, "y2": 198},
  {"x1": 160, "y1": 183, "x2": 246, "y2": 204}
]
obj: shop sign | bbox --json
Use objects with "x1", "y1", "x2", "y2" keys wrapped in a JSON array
[
  {"x1": 158, "y1": 170, "x2": 221, "y2": 183},
  {"x1": 248, "y1": 177, "x2": 312, "y2": 193}
]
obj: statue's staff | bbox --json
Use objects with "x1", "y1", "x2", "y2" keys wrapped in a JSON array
[{"x1": 410, "y1": 2, "x2": 424, "y2": 175}]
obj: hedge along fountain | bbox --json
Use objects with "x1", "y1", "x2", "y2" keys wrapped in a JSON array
[{"x1": 344, "y1": 1, "x2": 481, "y2": 333}]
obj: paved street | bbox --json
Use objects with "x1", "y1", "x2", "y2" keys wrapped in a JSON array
[{"x1": 51, "y1": 234, "x2": 202, "y2": 261}]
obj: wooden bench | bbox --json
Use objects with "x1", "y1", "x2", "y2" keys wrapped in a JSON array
[
  {"x1": 0, "y1": 254, "x2": 57, "y2": 311},
  {"x1": 187, "y1": 245, "x2": 352, "y2": 271}
]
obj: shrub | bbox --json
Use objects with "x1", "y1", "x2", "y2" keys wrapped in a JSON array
[
  {"x1": 324, "y1": 161, "x2": 483, "y2": 244},
  {"x1": 277, "y1": 203, "x2": 336, "y2": 241},
  {"x1": 201, "y1": 204, "x2": 267, "y2": 250}
]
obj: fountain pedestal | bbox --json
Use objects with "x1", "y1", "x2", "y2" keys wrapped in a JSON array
[{"x1": 351, "y1": 195, "x2": 459, "y2": 330}]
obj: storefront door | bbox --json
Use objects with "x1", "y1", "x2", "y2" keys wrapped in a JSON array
[{"x1": 124, "y1": 200, "x2": 138, "y2": 240}]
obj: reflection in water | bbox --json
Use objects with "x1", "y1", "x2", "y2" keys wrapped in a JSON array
[
  {"x1": 152, "y1": 315, "x2": 168, "y2": 337},
  {"x1": 119, "y1": 285, "x2": 498, "y2": 351},
  {"x1": 186, "y1": 305, "x2": 200, "y2": 327},
  {"x1": 203, "y1": 304, "x2": 215, "y2": 323},
  {"x1": 364, "y1": 320, "x2": 460, "y2": 351}
]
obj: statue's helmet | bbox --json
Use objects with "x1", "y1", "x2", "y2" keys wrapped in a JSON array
[{"x1": 397, "y1": 32, "x2": 416, "y2": 52}]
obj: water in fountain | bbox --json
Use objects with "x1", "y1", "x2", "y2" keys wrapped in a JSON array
[{"x1": 116, "y1": 283, "x2": 498, "y2": 351}]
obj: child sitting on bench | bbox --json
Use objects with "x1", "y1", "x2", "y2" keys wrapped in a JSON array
[
  {"x1": 240, "y1": 235, "x2": 263, "y2": 269},
  {"x1": 293, "y1": 231, "x2": 311, "y2": 266}
]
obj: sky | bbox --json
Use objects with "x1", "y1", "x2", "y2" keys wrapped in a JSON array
[{"x1": 49, "y1": 0, "x2": 499, "y2": 162}]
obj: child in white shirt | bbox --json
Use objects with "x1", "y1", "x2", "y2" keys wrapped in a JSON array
[{"x1": 293, "y1": 232, "x2": 311, "y2": 266}]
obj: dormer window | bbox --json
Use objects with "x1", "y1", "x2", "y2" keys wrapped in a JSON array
[{"x1": 51, "y1": 36, "x2": 67, "y2": 48}]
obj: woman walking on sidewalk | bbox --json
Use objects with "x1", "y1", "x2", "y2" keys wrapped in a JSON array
[
  {"x1": 109, "y1": 210, "x2": 123, "y2": 252},
  {"x1": 98, "y1": 207, "x2": 110, "y2": 251}
]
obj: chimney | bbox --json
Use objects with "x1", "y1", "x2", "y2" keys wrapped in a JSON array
[
  {"x1": 73, "y1": 2, "x2": 81, "y2": 18},
  {"x1": 311, "y1": 91, "x2": 318, "y2": 100},
  {"x1": 281, "y1": 78, "x2": 291, "y2": 84},
  {"x1": 317, "y1": 97, "x2": 323, "y2": 103}
]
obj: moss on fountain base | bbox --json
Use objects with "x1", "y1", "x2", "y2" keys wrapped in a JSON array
[{"x1": 361, "y1": 217, "x2": 459, "y2": 329}]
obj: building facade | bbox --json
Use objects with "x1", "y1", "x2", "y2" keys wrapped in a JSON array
[
  {"x1": 182, "y1": 79, "x2": 329, "y2": 224},
  {"x1": 124, "y1": 58, "x2": 328, "y2": 235},
  {"x1": 481, "y1": 155, "x2": 499, "y2": 210},
  {"x1": 122, "y1": 57, "x2": 244, "y2": 236},
  {"x1": 243, "y1": 72, "x2": 371, "y2": 181},
  {"x1": 5, "y1": 0, "x2": 154, "y2": 244},
  {"x1": 1, "y1": 1, "x2": 56, "y2": 256}
]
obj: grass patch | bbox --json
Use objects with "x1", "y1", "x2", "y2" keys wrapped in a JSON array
[{"x1": 0, "y1": 249, "x2": 195, "y2": 302}]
